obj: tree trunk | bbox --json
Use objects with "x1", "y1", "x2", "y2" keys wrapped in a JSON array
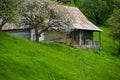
[
  {"x1": 35, "y1": 34, "x2": 39, "y2": 42},
  {"x1": 38, "y1": 26, "x2": 51, "y2": 35},
  {"x1": 95, "y1": 16, "x2": 101, "y2": 25},
  {"x1": 34, "y1": 26, "x2": 51, "y2": 42},
  {"x1": 0, "y1": 19, "x2": 7, "y2": 31},
  {"x1": 35, "y1": 29, "x2": 39, "y2": 42},
  {"x1": 0, "y1": 26, "x2": 2, "y2": 31}
]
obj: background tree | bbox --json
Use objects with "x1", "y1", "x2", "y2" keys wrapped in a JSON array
[
  {"x1": 74, "y1": 0, "x2": 115, "y2": 25},
  {"x1": 109, "y1": 9, "x2": 120, "y2": 53},
  {"x1": 113, "y1": 0, "x2": 120, "y2": 8},
  {"x1": 21, "y1": 0, "x2": 73, "y2": 42},
  {"x1": 0, "y1": 0, "x2": 23, "y2": 30}
]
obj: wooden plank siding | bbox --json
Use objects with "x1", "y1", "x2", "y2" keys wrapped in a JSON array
[
  {"x1": 69, "y1": 29, "x2": 79, "y2": 45},
  {"x1": 3, "y1": 29, "x2": 31, "y2": 40},
  {"x1": 44, "y1": 30, "x2": 66, "y2": 42}
]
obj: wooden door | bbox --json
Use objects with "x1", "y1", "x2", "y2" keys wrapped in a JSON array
[{"x1": 80, "y1": 31, "x2": 84, "y2": 46}]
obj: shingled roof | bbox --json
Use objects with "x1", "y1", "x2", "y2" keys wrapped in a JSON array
[{"x1": 66, "y1": 6, "x2": 102, "y2": 32}]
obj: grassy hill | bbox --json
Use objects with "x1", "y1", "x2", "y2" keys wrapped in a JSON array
[
  {"x1": 94, "y1": 26, "x2": 119, "y2": 55},
  {"x1": 0, "y1": 27, "x2": 120, "y2": 80}
]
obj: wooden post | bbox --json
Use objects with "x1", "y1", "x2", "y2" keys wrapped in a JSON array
[
  {"x1": 99, "y1": 32, "x2": 101, "y2": 50},
  {"x1": 99, "y1": 32, "x2": 101, "y2": 40}
]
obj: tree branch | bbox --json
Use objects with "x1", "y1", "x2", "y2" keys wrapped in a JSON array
[
  {"x1": 38, "y1": 26, "x2": 51, "y2": 35},
  {"x1": 0, "y1": 19, "x2": 7, "y2": 30}
]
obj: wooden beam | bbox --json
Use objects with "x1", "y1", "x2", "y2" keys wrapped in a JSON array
[
  {"x1": 99, "y1": 32, "x2": 101, "y2": 50},
  {"x1": 99, "y1": 32, "x2": 101, "y2": 40}
]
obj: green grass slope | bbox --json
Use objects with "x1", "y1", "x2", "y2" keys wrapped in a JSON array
[
  {"x1": 94, "y1": 26, "x2": 119, "y2": 55},
  {"x1": 0, "y1": 31, "x2": 120, "y2": 80}
]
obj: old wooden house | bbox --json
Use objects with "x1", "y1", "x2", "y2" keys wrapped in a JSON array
[
  {"x1": 66, "y1": 7, "x2": 102, "y2": 49},
  {"x1": 1, "y1": 6, "x2": 102, "y2": 49}
]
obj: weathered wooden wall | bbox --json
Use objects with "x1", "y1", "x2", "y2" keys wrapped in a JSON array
[
  {"x1": 69, "y1": 29, "x2": 80, "y2": 45},
  {"x1": 84, "y1": 31, "x2": 93, "y2": 40},
  {"x1": 4, "y1": 29, "x2": 31, "y2": 39},
  {"x1": 69, "y1": 30, "x2": 94, "y2": 47},
  {"x1": 44, "y1": 30, "x2": 66, "y2": 42}
]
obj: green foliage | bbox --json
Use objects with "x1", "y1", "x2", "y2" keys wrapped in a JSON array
[
  {"x1": 108, "y1": 9, "x2": 120, "y2": 53},
  {"x1": 0, "y1": 30, "x2": 120, "y2": 80},
  {"x1": 113, "y1": 0, "x2": 120, "y2": 8},
  {"x1": 74, "y1": 0, "x2": 114, "y2": 25},
  {"x1": 109, "y1": 9, "x2": 120, "y2": 41},
  {"x1": 0, "y1": 0, "x2": 22, "y2": 22},
  {"x1": 62, "y1": 0, "x2": 75, "y2": 6},
  {"x1": 52, "y1": 0, "x2": 75, "y2": 6},
  {"x1": 94, "y1": 26, "x2": 119, "y2": 55}
]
